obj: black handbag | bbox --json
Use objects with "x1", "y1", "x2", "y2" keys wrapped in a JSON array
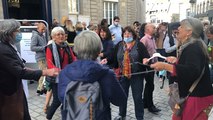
[
  {"x1": 168, "y1": 66, "x2": 205, "y2": 116},
  {"x1": 46, "y1": 76, "x2": 56, "y2": 83}
]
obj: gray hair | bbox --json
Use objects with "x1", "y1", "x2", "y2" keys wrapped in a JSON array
[
  {"x1": 181, "y1": 17, "x2": 203, "y2": 38},
  {"x1": 206, "y1": 25, "x2": 213, "y2": 34},
  {"x1": 51, "y1": 26, "x2": 65, "y2": 37},
  {"x1": 74, "y1": 31, "x2": 103, "y2": 60},
  {"x1": 0, "y1": 19, "x2": 21, "y2": 43},
  {"x1": 180, "y1": 17, "x2": 209, "y2": 59}
]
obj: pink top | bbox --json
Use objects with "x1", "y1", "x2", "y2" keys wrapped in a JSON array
[{"x1": 140, "y1": 34, "x2": 157, "y2": 63}]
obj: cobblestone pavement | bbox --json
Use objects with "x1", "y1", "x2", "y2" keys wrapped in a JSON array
[{"x1": 28, "y1": 76, "x2": 173, "y2": 120}]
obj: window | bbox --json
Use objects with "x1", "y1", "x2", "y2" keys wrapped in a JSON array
[
  {"x1": 197, "y1": 5, "x2": 199, "y2": 14},
  {"x1": 203, "y1": 2, "x2": 205, "y2": 13},
  {"x1": 104, "y1": 1, "x2": 118, "y2": 25},
  {"x1": 207, "y1": 1, "x2": 209, "y2": 11},
  {"x1": 68, "y1": 0, "x2": 79, "y2": 14},
  {"x1": 157, "y1": 20, "x2": 160, "y2": 23}
]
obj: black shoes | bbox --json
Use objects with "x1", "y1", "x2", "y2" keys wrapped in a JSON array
[
  {"x1": 36, "y1": 90, "x2": 43, "y2": 96},
  {"x1": 36, "y1": 89, "x2": 47, "y2": 96},
  {"x1": 148, "y1": 106, "x2": 161, "y2": 114},
  {"x1": 29, "y1": 80, "x2": 34, "y2": 84}
]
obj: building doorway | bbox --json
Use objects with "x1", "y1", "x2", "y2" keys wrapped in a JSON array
[{"x1": 2, "y1": 0, "x2": 52, "y2": 24}]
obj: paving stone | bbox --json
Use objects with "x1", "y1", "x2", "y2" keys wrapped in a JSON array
[{"x1": 27, "y1": 76, "x2": 175, "y2": 120}]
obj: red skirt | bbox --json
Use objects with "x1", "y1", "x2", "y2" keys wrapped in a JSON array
[{"x1": 172, "y1": 95, "x2": 213, "y2": 120}]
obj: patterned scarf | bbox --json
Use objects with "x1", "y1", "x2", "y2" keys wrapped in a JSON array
[
  {"x1": 52, "y1": 41, "x2": 69, "y2": 83},
  {"x1": 123, "y1": 41, "x2": 135, "y2": 79}
]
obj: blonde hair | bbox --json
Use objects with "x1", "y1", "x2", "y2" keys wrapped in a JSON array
[
  {"x1": 61, "y1": 16, "x2": 68, "y2": 26},
  {"x1": 65, "y1": 20, "x2": 75, "y2": 32}
]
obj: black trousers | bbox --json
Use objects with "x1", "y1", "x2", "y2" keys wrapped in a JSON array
[
  {"x1": 119, "y1": 76, "x2": 144, "y2": 120},
  {"x1": 143, "y1": 71, "x2": 155, "y2": 108},
  {"x1": 46, "y1": 83, "x2": 61, "y2": 119}
]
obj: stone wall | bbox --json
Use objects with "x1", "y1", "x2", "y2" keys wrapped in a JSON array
[
  {"x1": 78, "y1": 0, "x2": 146, "y2": 26},
  {"x1": 119, "y1": 0, "x2": 128, "y2": 26},
  {"x1": 0, "y1": 0, "x2": 145, "y2": 26},
  {"x1": 51, "y1": 0, "x2": 69, "y2": 24},
  {"x1": 0, "y1": 1, "x2": 4, "y2": 19}
]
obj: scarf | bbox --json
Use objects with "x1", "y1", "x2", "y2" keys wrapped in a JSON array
[
  {"x1": 177, "y1": 38, "x2": 200, "y2": 58},
  {"x1": 123, "y1": 41, "x2": 135, "y2": 79},
  {"x1": 52, "y1": 41, "x2": 65, "y2": 83}
]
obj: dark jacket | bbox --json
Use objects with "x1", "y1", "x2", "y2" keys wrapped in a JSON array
[
  {"x1": 63, "y1": 26, "x2": 77, "y2": 44},
  {"x1": 113, "y1": 41, "x2": 150, "y2": 71},
  {"x1": 0, "y1": 41, "x2": 42, "y2": 120},
  {"x1": 58, "y1": 60, "x2": 127, "y2": 120},
  {"x1": 174, "y1": 41, "x2": 213, "y2": 98},
  {"x1": 101, "y1": 39, "x2": 114, "y2": 66}
]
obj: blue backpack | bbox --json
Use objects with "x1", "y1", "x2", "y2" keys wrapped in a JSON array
[{"x1": 62, "y1": 81, "x2": 104, "y2": 120}]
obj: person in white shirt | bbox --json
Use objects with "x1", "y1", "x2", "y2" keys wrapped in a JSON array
[
  {"x1": 108, "y1": 16, "x2": 122, "y2": 45},
  {"x1": 163, "y1": 22, "x2": 180, "y2": 85}
]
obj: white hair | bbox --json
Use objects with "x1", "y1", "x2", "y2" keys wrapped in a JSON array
[{"x1": 51, "y1": 27, "x2": 65, "y2": 37}]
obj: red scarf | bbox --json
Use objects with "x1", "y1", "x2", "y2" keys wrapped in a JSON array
[{"x1": 123, "y1": 41, "x2": 135, "y2": 79}]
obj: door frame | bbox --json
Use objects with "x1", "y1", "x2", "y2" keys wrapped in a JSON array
[{"x1": 2, "y1": 0, "x2": 52, "y2": 23}]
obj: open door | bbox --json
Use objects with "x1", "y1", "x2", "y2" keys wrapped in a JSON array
[{"x1": 2, "y1": 0, "x2": 52, "y2": 24}]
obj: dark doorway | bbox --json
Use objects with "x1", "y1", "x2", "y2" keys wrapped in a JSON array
[{"x1": 3, "y1": 0, "x2": 52, "y2": 24}]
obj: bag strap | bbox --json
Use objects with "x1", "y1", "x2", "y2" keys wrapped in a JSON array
[{"x1": 188, "y1": 65, "x2": 205, "y2": 95}]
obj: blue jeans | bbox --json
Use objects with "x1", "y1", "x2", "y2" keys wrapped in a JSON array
[{"x1": 119, "y1": 75, "x2": 144, "y2": 120}]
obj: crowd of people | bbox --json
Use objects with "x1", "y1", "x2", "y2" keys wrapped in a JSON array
[{"x1": 1, "y1": 15, "x2": 213, "y2": 120}]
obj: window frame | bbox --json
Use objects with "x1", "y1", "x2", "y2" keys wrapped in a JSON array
[
  {"x1": 103, "y1": 1, "x2": 118, "y2": 25},
  {"x1": 68, "y1": 0, "x2": 79, "y2": 14}
]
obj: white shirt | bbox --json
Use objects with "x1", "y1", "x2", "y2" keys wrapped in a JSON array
[{"x1": 163, "y1": 35, "x2": 177, "y2": 53}]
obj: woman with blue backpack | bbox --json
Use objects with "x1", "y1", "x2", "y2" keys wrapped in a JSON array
[{"x1": 58, "y1": 30, "x2": 127, "y2": 120}]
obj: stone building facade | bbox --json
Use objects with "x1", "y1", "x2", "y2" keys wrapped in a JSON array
[
  {"x1": 0, "y1": 1, "x2": 3, "y2": 19},
  {"x1": 190, "y1": 0, "x2": 213, "y2": 23},
  {"x1": 51, "y1": 0, "x2": 146, "y2": 26},
  {"x1": 0, "y1": 0, "x2": 145, "y2": 27},
  {"x1": 146, "y1": 0, "x2": 190, "y2": 25}
]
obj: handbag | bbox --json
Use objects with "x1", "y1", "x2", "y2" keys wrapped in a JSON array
[
  {"x1": 46, "y1": 76, "x2": 56, "y2": 83},
  {"x1": 168, "y1": 66, "x2": 205, "y2": 116}
]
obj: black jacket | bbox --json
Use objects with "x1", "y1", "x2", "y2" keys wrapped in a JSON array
[
  {"x1": 0, "y1": 40, "x2": 42, "y2": 120},
  {"x1": 113, "y1": 40, "x2": 150, "y2": 72},
  {"x1": 174, "y1": 41, "x2": 213, "y2": 98}
]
